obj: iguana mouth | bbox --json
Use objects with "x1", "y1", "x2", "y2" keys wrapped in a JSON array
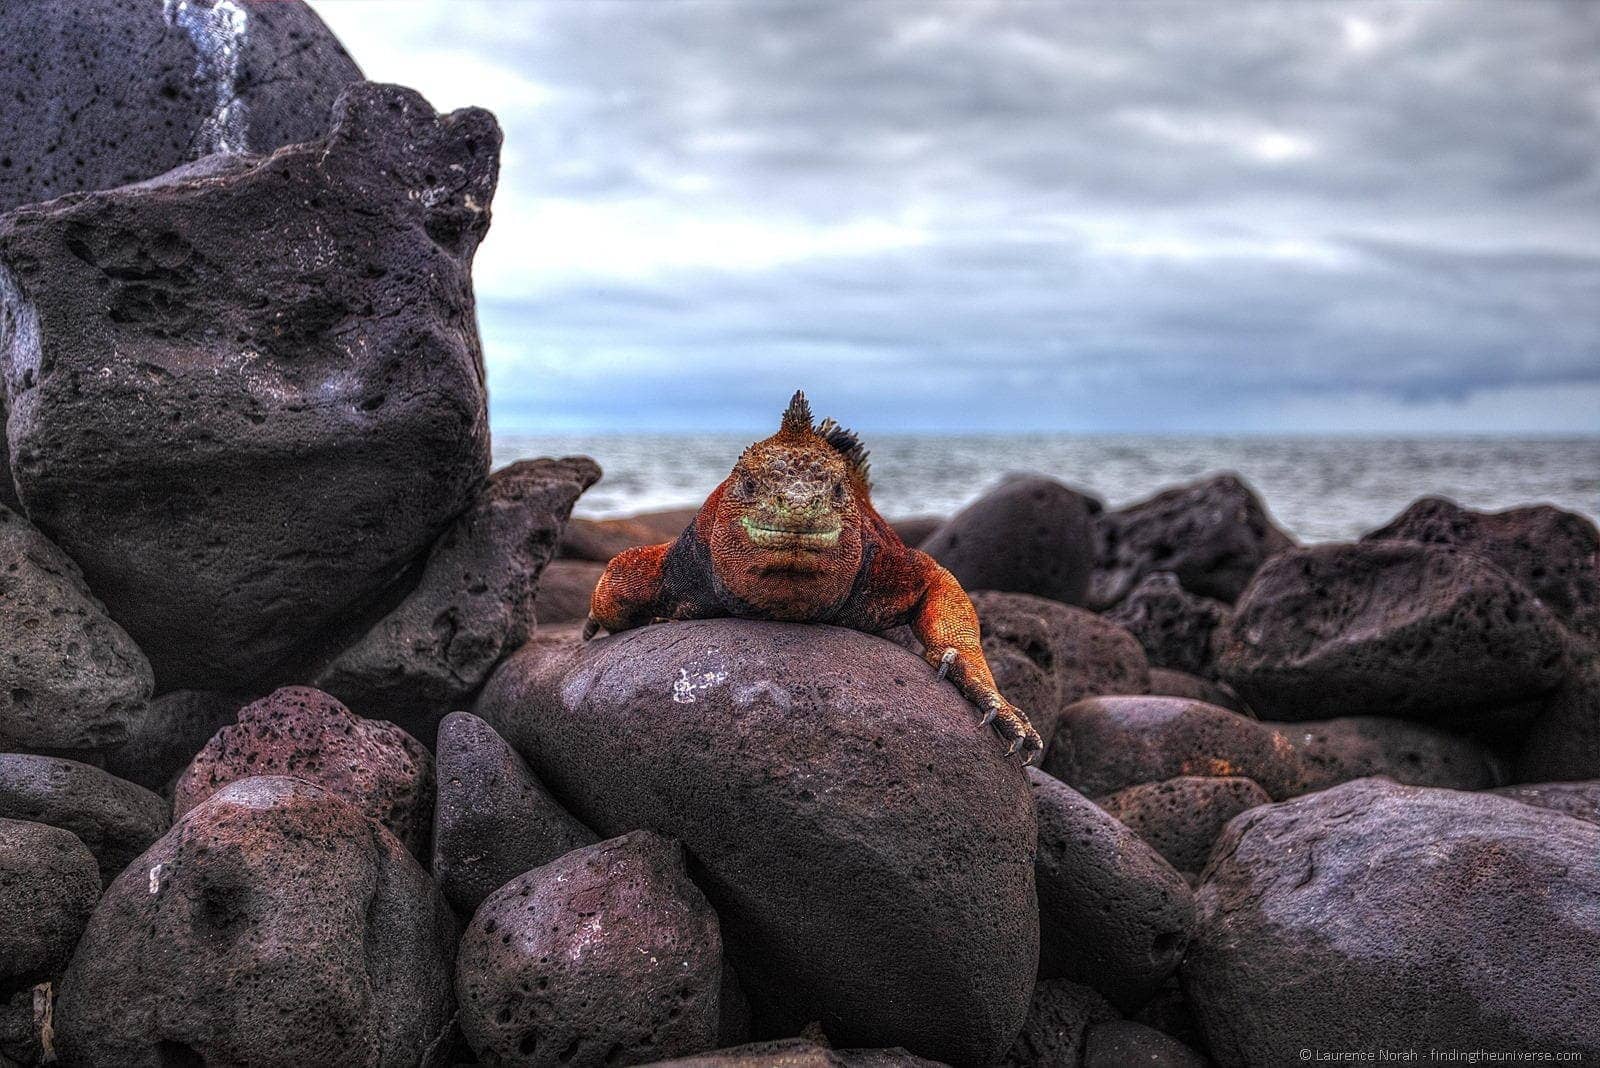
[{"x1": 740, "y1": 515, "x2": 841, "y2": 549}]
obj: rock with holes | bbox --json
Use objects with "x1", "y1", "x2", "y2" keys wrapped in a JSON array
[
  {"x1": 1278, "y1": 716, "x2": 1505, "y2": 794},
  {"x1": 1104, "y1": 572, "x2": 1231, "y2": 678},
  {"x1": 1029, "y1": 768, "x2": 1194, "y2": 1011},
  {"x1": 0, "y1": 82, "x2": 500, "y2": 692},
  {"x1": 1491, "y1": 781, "x2": 1600, "y2": 823},
  {"x1": 0, "y1": 0, "x2": 362, "y2": 214},
  {"x1": 999, "y1": 979, "x2": 1120, "y2": 1068},
  {"x1": 100, "y1": 689, "x2": 244, "y2": 794},
  {"x1": 640, "y1": 1040, "x2": 946, "y2": 1068},
  {"x1": 1096, "y1": 776, "x2": 1271, "y2": 877},
  {"x1": 477, "y1": 620, "x2": 1038, "y2": 1068},
  {"x1": 0, "y1": 818, "x2": 100, "y2": 1067},
  {"x1": 174, "y1": 686, "x2": 433, "y2": 857},
  {"x1": 54, "y1": 776, "x2": 458, "y2": 1068},
  {"x1": 970, "y1": 591, "x2": 1149, "y2": 750},
  {"x1": 1083, "y1": 1022, "x2": 1210, "y2": 1068},
  {"x1": 457, "y1": 831, "x2": 732, "y2": 1068},
  {"x1": 1217, "y1": 542, "x2": 1570, "y2": 729},
  {"x1": 1516, "y1": 657, "x2": 1600, "y2": 782},
  {"x1": 1144, "y1": 668, "x2": 1247, "y2": 714},
  {"x1": 314, "y1": 457, "x2": 601, "y2": 741},
  {"x1": 1090, "y1": 474, "x2": 1292, "y2": 609},
  {"x1": 0, "y1": 754, "x2": 169, "y2": 886},
  {"x1": 921, "y1": 476, "x2": 1100, "y2": 607},
  {"x1": 432, "y1": 711, "x2": 598, "y2": 916},
  {"x1": 0, "y1": 504, "x2": 153, "y2": 754},
  {"x1": 532, "y1": 559, "x2": 607, "y2": 625},
  {"x1": 1363, "y1": 496, "x2": 1600, "y2": 640},
  {"x1": 1183, "y1": 779, "x2": 1600, "y2": 1064},
  {"x1": 1044, "y1": 696, "x2": 1303, "y2": 801}
]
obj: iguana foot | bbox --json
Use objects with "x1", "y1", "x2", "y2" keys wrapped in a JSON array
[
  {"x1": 936, "y1": 647, "x2": 957, "y2": 680},
  {"x1": 982, "y1": 698, "x2": 1043, "y2": 765},
  {"x1": 582, "y1": 616, "x2": 601, "y2": 641}
]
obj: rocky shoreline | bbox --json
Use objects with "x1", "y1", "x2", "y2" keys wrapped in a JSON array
[{"x1": 3, "y1": 3, "x2": 1599, "y2": 1067}]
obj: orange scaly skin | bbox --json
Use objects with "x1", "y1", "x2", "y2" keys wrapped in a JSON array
[{"x1": 586, "y1": 391, "x2": 1043, "y2": 763}]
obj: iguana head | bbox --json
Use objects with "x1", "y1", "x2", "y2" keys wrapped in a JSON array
[{"x1": 709, "y1": 390, "x2": 872, "y2": 586}]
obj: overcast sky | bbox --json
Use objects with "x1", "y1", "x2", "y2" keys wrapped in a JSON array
[{"x1": 308, "y1": 1, "x2": 1600, "y2": 434}]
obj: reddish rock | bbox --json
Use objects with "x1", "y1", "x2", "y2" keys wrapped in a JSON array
[
  {"x1": 1097, "y1": 776, "x2": 1271, "y2": 877},
  {"x1": 922, "y1": 477, "x2": 1101, "y2": 606},
  {"x1": 1278, "y1": 716, "x2": 1505, "y2": 794},
  {"x1": 0, "y1": 754, "x2": 169, "y2": 886},
  {"x1": 1104, "y1": 572, "x2": 1232, "y2": 677},
  {"x1": 53, "y1": 776, "x2": 458, "y2": 1068},
  {"x1": 174, "y1": 687, "x2": 433, "y2": 856},
  {"x1": 1043, "y1": 696, "x2": 1303, "y2": 800}
]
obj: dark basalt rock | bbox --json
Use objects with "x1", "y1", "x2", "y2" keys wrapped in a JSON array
[
  {"x1": 315, "y1": 457, "x2": 601, "y2": 742},
  {"x1": 1491, "y1": 781, "x2": 1600, "y2": 823},
  {"x1": 0, "y1": 82, "x2": 500, "y2": 691},
  {"x1": 1217, "y1": 542, "x2": 1569, "y2": 728},
  {"x1": 640, "y1": 1040, "x2": 947, "y2": 1068},
  {"x1": 1029, "y1": 768, "x2": 1194, "y2": 1011},
  {"x1": 100, "y1": 689, "x2": 245, "y2": 794},
  {"x1": 1364, "y1": 496, "x2": 1600, "y2": 640},
  {"x1": 971, "y1": 591, "x2": 1149, "y2": 750},
  {"x1": 533, "y1": 559, "x2": 607, "y2": 624},
  {"x1": 1104, "y1": 572, "x2": 1232, "y2": 678},
  {"x1": 1083, "y1": 1021, "x2": 1210, "y2": 1068},
  {"x1": 1091, "y1": 474, "x2": 1292, "y2": 608},
  {"x1": 0, "y1": 818, "x2": 100, "y2": 1067},
  {"x1": 922, "y1": 476, "x2": 1100, "y2": 606},
  {"x1": 432, "y1": 711, "x2": 598, "y2": 917},
  {"x1": 559, "y1": 507, "x2": 698, "y2": 563},
  {"x1": 1277, "y1": 716, "x2": 1505, "y2": 794},
  {"x1": 1096, "y1": 776, "x2": 1271, "y2": 877},
  {"x1": 457, "y1": 831, "x2": 732, "y2": 1068},
  {"x1": 54, "y1": 776, "x2": 458, "y2": 1068},
  {"x1": 887, "y1": 515, "x2": 944, "y2": 548},
  {"x1": 999, "y1": 979, "x2": 1119, "y2": 1068},
  {"x1": 1044, "y1": 696, "x2": 1303, "y2": 801},
  {"x1": 0, "y1": 754, "x2": 169, "y2": 886},
  {"x1": 0, "y1": 505, "x2": 152, "y2": 754},
  {"x1": 1516, "y1": 657, "x2": 1600, "y2": 782},
  {"x1": 174, "y1": 686, "x2": 434, "y2": 857},
  {"x1": 477, "y1": 620, "x2": 1037, "y2": 1068},
  {"x1": 1182, "y1": 779, "x2": 1600, "y2": 1064},
  {"x1": 1144, "y1": 668, "x2": 1247, "y2": 714},
  {"x1": 0, "y1": 0, "x2": 362, "y2": 214}
]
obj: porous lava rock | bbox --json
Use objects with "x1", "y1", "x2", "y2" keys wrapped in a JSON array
[
  {"x1": 315, "y1": 457, "x2": 601, "y2": 740},
  {"x1": 641, "y1": 1041, "x2": 945, "y2": 1068},
  {"x1": 1182, "y1": 779, "x2": 1600, "y2": 1064},
  {"x1": 1083, "y1": 1021, "x2": 1210, "y2": 1068},
  {"x1": 1091, "y1": 474, "x2": 1292, "y2": 608},
  {"x1": 0, "y1": 82, "x2": 501, "y2": 691},
  {"x1": 1278, "y1": 716, "x2": 1504, "y2": 794},
  {"x1": 1028, "y1": 768, "x2": 1193, "y2": 1010},
  {"x1": 1043, "y1": 696, "x2": 1302, "y2": 800},
  {"x1": 173, "y1": 686, "x2": 433, "y2": 856},
  {"x1": 457, "y1": 831, "x2": 731, "y2": 1068},
  {"x1": 1216, "y1": 542, "x2": 1569, "y2": 728},
  {"x1": 100, "y1": 689, "x2": 245, "y2": 794},
  {"x1": 1364, "y1": 496, "x2": 1600, "y2": 640},
  {"x1": 1491, "y1": 781, "x2": 1600, "y2": 823},
  {"x1": 1104, "y1": 572, "x2": 1231, "y2": 677},
  {"x1": 999, "y1": 979, "x2": 1119, "y2": 1068},
  {"x1": 0, "y1": 504, "x2": 152, "y2": 754},
  {"x1": 0, "y1": 754, "x2": 169, "y2": 886},
  {"x1": 1516, "y1": 657, "x2": 1600, "y2": 782},
  {"x1": 1096, "y1": 776, "x2": 1271, "y2": 876},
  {"x1": 477, "y1": 619, "x2": 1037, "y2": 1067},
  {"x1": 533, "y1": 559, "x2": 607, "y2": 624},
  {"x1": 559, "y1": 507, "x2": 698, "y2": 563},
  {"x1": 0, "y1": 819, "x2": 100, "y2": 1067},
  {"x1": 1144, "y1": 668, "x2": 1246, "y2": 714},
  {"x1": 53, "y1": 776, "x2": 459, "y2": 1068},
  {"x1": 921, "y1": 476, "x2": 1099, "y2": 606},
  {"x1": 432, "y1": 711, "x2": 598, "y2": 916},
  {"x1": 0, "y1": 0, "x2": 362, "y2": 214},
  {"x1": 971, "y1": 591, "x2": 1149, "y2": 749}
]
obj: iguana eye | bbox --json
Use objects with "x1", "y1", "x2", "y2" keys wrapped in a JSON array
[
  {"x1": 737, "y1": 474, "x2": 758, "y2": 497},
  {"x1": 832, "y1": 483, "x2": 847, "y2": 505}
]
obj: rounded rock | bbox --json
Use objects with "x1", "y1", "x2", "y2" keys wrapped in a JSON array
[
  {"x1": 0, "y1": 754, "x2": 169, "y2": 886},
  {"x1": 922, "y1": 476, "x2": 1100, "y2": 607},
  {"x1": 999, "y1": 979, "x2": 1119, "y2": 1068},
  {"x1": 1096, "y1": 776, "x2": 1272, "y2": 877},
  {"x1": 1278, "y1": 716, "x2": 1505, "y2": 794}
]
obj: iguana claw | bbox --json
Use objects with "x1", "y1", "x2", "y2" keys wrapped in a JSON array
[
  {"x1": 979, "y1": 709, "x2": 997, "y2": 728},
  {"x1": 582, "y1": 616, "x2": 601, "y2": 641},
  {"x1": 936, "y1": 647, "x2": 957, "y2": 680}
]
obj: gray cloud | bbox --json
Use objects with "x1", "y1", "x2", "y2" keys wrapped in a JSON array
[{"x1": 309, "y1": 0, "x2": 1600, "y2": 432}]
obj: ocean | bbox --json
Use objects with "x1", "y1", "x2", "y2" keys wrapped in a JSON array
[{"x1": 492, "y1": 434, "x2": 1600, "y2": 544}]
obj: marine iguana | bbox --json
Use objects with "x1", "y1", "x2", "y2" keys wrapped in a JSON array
[{"x1": 584, "y1": 390, "x2": 1043, "y2": 763}]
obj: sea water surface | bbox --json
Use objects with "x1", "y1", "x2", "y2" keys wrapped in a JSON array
[{"x1": 493, "y1": 434, "x2": 1600, "y2": 544}]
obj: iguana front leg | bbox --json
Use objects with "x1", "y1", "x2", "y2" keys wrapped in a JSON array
[
  {"x1": 909, "y1": 557, "x2": 1043, "y2": 764},
  {"x1": 584, "y1": 543, "x2": 670, "y2": 640}
]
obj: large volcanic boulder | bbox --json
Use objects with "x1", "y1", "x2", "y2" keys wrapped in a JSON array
[
  {"x1": 1183, "y1": 779, "x2": 1600, "y2": 1063},
  {"x1": 315, "y1": 457, "x2": 601, "y2": 741},
  {"x1": 0, "y1": 818, "x2": 101, "y2": 1067},
  {"x1": 1096, "y1": 776, "x2": 1272, "y2": 877},
  {"x1": 0, "y1": 0, "x2": 362, "y2": 214},
  {"x1": 1216, "y1": 542, "x2": 1570, "y2": 728},
  {"x1": 174, "y1": 686, "x2": 434, "y2": 856},
  {"x1": 1278, "y1": 715, "x2": 1505, "y2": 794},
  {"x1": 0, "y1": 754, "x2": 169, "y2": 886},
  {"x1": 1364, "y1": 496, "x2": 1600, "y2": 640},
  {"x1": 476, "y1": 620, "x2": 1038, "y2": 1068},
  {"x1": 1516, "y1": 657, "x2": 1600, "y2": 782},
  {"x1": 1090, "y1": 474, "x2": 1292, "y2": 608},
  {"x1": 54, "y1": 776, "x2": 459, "y2": 1068},
  {"x1": 0, "y1": 504, "x2": 152, "y2": 755},
  {"x1": 457, "y1": 831, "x2": 734, "y2": 1067},
  {"x1": 432, "y1": 711, "x2": 598, "y2": 916},
  {"x1": 921, "y1": 476, "x2": 1100, "y2": 606},
  {"x1": 1104, "y1": 572, "x2": 1231, "y2": 678},
  {"x1": 0, "y1": 82, "x2": 501, "y2": 691}
]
